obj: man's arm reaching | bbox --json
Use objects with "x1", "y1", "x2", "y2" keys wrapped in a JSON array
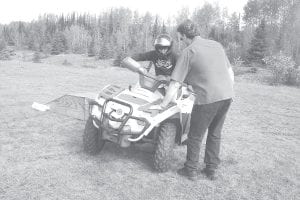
[{"x1": 160, "y1": 80, "x2": 181, "y2": 108}]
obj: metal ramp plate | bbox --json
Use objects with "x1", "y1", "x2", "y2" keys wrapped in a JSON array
[{"x1": 47, "y1": 93, "x2": 98, "y2": 120}]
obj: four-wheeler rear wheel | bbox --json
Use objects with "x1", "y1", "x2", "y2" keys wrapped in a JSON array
[{"x1": 83, "y1": 116, "x2": 105, "y2": 155}]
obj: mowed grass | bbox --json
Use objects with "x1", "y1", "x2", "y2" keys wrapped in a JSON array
[{"x1": 0, "y1": 53, "x2": 299, "y2": 200}]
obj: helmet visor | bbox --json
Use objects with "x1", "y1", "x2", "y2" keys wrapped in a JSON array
[{"x1": 154, "y1": 37, "x2": 171, "y2": 47}]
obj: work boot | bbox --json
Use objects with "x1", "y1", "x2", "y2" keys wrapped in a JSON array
[
  {"x1": 200, "y1": 167, "x2": 217, "y2": 180},
  {"x1": 177, "y1": 167, "x2": 198, "y2": 181}
]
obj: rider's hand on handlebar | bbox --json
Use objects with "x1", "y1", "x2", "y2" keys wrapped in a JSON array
[{"x1": 139, "y1": 67, "x2": 147, "y2": 75}]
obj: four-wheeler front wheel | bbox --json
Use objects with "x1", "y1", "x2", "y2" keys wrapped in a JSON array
[
  {"x1": 153, "y1": 121, "x2": 176, "y2": 172},
  {"x1": 83, "y1": 116, "x2": 105, "y2": 155}
]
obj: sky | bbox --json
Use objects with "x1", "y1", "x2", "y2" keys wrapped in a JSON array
[{"x1": 0, "y1": 0, "x2": 248, "y2": 24}]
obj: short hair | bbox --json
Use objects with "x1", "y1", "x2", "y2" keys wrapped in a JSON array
[{"x1": 177, "y1": 19, "x2": 199, "y2": 39}]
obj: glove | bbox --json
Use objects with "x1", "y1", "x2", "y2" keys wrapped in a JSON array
[{"x1": 138, "y1": 67, "x2": 147, "y2": 75}]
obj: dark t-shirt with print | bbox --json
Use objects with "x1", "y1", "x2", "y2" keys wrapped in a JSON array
[{"x1": 131, "y1": 50, "x2": 179, "y2": 76}]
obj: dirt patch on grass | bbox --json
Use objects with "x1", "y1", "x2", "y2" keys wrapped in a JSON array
[{"x1": 0, "y1": 55, "x2": 299, "y2": 200}]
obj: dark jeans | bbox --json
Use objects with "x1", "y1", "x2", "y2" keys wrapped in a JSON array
[{"x1": 184, "y1": 99, "x2": 232, "y2": 171}]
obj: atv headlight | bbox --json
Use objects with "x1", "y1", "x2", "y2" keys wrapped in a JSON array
[
  {"x1": 122, "y1": 125, "x2": 131, "y2": 133},
  {"x1": 137, "y1": 119, "x2": 146, "y2": 126},
  {"x1": 125, "y1": 119, "x2": 146, "y2": 133}
]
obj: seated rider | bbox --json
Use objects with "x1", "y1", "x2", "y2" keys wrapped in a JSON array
[
  {"x1": 130, "y1": 34, "x2": 178, "y2": 78},
  {"x1": 127, "y1": 34, "x2": 179, "y2": 95}
]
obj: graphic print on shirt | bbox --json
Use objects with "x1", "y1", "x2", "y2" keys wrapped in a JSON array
[{"x1": 155, "y1": 58, "x2": 173, "y2": 69}]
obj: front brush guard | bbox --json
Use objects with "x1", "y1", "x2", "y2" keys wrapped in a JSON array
[{"x1": 89, "y1": 98, "x2": 150, "y2": 136}]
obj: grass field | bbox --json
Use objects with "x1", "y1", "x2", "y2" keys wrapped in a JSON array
[{"x1": 0, "y1": 53, "x2": 299, "y2": 200}]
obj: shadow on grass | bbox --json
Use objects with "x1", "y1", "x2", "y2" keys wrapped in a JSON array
[{"x1": 92, "y1": 142, "x2": 155, "y2": 172}]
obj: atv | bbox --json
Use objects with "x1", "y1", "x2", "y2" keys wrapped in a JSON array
[{"x1": 83, "y1": 57, "x2": 194, "y2": 172}]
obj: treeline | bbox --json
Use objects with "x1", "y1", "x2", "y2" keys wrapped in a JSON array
[{"x1": 0, "y1": 0, "x2": 299, "y2": 66}]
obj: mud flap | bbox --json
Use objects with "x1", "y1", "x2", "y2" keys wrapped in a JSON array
[
  {"x1": 163, "y1": 112, "x2": 190, "y2": 145},
  {"x1": 178, "y1": 113, "x2": 191, "y2": 145}
]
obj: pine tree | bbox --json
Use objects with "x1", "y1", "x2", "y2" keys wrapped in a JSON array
[
  {"x1": 0, "y1": 38, "x2": 10, "y2": 60},
  {"x1": 247, "y1": 19, "x2": 268, "y2": 64},
  {"x1": 88, "y1": 36, "x2": 95, "y2": 57},
  {"x1": 51, "y1": 32, "x2": 67, "y2": 55},
  {"x1": 152, "y1": 16, "x2": 160, "y2": 40},
  {"x1": 58, "y1": 14, "x2": 66, "y2": 31},
  {"x1": 32, "y1": 51, "x2": 41, "y2": 63},
  {"x1": 161, "y1": 22, "x2": 167, "y2": 34},
  {"x1": 0, "y1": 38, "x2": 7, "y2": 51},
  {"x1": 2, "y1": 26, "x2": 15, "y2": 46},
  {"x1": 108, "y1": 10, "x2": 114, "y2": 35},
  {"x1": 98, "y1": 39, "x2": 113, "y2": 59}
]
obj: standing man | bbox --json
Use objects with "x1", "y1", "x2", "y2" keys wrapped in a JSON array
[{"x1": 158, "y1": 19, "x2": 234, "y2": 181}]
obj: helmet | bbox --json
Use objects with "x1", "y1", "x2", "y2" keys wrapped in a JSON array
[{"x1": 154, "y1": 34, "x2": 173, "y2": 52}]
